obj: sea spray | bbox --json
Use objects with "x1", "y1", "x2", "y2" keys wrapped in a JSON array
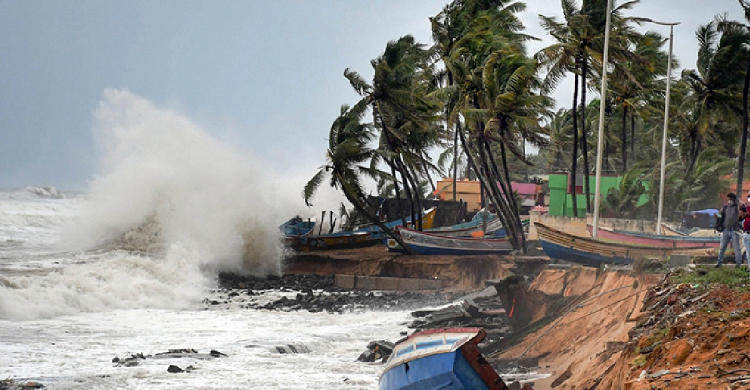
[
  {"x1": 67, "y1": 89, "x2": 285, "y2": 275},
  {"x1": 0, "y1": 89, "x2": 293, "y2": 320}
]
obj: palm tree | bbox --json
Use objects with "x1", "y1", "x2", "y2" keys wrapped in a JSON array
[
  {"x1": 543, "y1": 108, "x2": 575, "y2": 170},
  {"x1": 441, "y1": 1, "x2": 543, "y2": 250},
  {"x1": 430, "y1": 0, "x2": 532, "y2": 209},
  {"x1": 608, "y1": 30, "x2": 671, "y2": 171},
  {"x1": 303, "y1": 103, "x2": 414, "y2": 254},
  {"x1": 661, "y1": 146, "x2": 735, "y2": 216},
  {"x1": 539, "y1": 0, "x2": 644, "y2": 213},
  {"x1": 345, "y1": 35, "x2": 442, "y2": 231},
  {"x1": 681, "y1": 21, "x2": 746, "y2": 173},
  {"x1": 480, "y1": 44, "x2": 554, "y2": 246},
  {"x1": 718, "y1": 3, "x2": 750, "y2": 198},
  {"x1": 601, "y1": 164, "x2": 647, "y2": 218}
]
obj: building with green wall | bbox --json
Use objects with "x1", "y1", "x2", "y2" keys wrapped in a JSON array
[{"x1": 547, "y1": 172, "x2": 649, "y2": 217}]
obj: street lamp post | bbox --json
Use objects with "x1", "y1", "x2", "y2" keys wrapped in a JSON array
[
  {"x1": 644, "y1": 19, "x2": 680, "y2": 235},
  {"x1": 592, "y1": 0, "x2": 613, "y2": 239}
]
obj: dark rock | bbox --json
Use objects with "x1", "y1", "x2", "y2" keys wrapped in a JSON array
[
  {"x1": 209, "y1": 350, "x2": 227, "y2": 358},
  {"x1": 274, "y1": 344, "x2": 311, "y2": 354},
  {"x1": 167, "y1": 365, "x2": 183, "y2": 373},
  {"x1": 357, "y1": 350, "x2": 376, "y2": 362}
]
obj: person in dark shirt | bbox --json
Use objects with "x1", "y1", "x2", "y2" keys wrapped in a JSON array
[{"x1": 716, "y1": 193, "x2": 747, "y2": 267}]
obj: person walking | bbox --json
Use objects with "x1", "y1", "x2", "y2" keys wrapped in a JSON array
[{"x1": 716, "y1": 193, "x2": 747, "y2": 267}]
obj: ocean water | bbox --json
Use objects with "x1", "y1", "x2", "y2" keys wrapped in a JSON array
[
  {"x1": 0, "y1": 186, "x2": 413, "y2": 390},
  {"x1": 0, "y1": 90, "x2": 411, "y2": 389}
]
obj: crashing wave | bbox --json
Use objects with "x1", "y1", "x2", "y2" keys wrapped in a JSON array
[
  {"x1": 24, "y1": 187, "x2": 65, "y2": 199},
  {"x1": 93, "y1": 214, "x2": 167, "y2": 255}
]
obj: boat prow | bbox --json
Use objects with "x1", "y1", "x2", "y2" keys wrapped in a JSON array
[{"x1": 379, "y1": 327, "x2": 508, "y2": 390}]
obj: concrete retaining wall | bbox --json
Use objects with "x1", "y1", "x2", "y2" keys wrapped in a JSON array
[{"x1": 334, "y1": 274, "x2": 447, "y2": 291}]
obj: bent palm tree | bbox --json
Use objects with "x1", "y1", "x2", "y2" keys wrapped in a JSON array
[{"x1": 303, "y1": 103, "x2": 414, "y2": 254}]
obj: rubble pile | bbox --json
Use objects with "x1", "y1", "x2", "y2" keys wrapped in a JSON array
[{"x1": 597, "y1": 268, "x2": 750, "y2": 389}]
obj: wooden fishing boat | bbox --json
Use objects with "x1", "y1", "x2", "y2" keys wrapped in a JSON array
[
  {"x1": 586, "y1": 224, "x2": 720, "y2": 249},
  {"x1": 367, "y1": 207, "x2": 437, "y2": 240},
  {"x1": 425, "y1": 213, "x2": 504, "y2": 238},
  {"x1": 387, "y1": 227, "x2": 513, "y2": 255},
  {"x1": 536, "y1": 222, "x2": 710, "y2": 266},
  {"x1": 279, "y1": 216, "x2": 316, "y2": 237},
  {"x1": 661, "y1": 224, "x2": 686, "y2": 236},
  {"x1": 379, "y1": 327, "x2": 508, "y2": 390},
  {"x1": 289, "y1": 208, "x2": 437, "y2": 251},
  {"x1": 293, "y1": 230, "x2": 378, "y2": 251}
]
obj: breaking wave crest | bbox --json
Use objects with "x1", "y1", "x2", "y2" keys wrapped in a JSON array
[
  {"x1": 67, "y1": 89, "x2": 285, "y2": 275},
  {"x1": 0, "y1": 89, "x2": 292, "y2": 320}
]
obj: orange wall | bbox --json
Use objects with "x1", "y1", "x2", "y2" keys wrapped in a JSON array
[{"x1": 435, "y1": 179, "x2": 482, "y2": 211}]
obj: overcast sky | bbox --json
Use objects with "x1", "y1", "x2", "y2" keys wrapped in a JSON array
[{"x1": 0, "y1": 0, "x2": 746, "y2": 192}]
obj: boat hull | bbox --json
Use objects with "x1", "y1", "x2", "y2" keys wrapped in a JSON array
[
  {"x1": 587, "y1": 225, "x2": 720, "y2": 248},
  {"x1": 536, "y1": 222, "x2": 710, "y2": 266},
  {"x1": 294, "y1": 231, "x2": 378, "y2": 251},
  {"x1": 539, "y1": 238, "x2": 633, "y2": 266},
  {"x1": 379, "y1": 328, "x2": 507, "y2": 390},
  {"x1": 391, "y1": 228, "x2": 513, "y2": 255},
  {"x1": 287, "y1": 208, "x2": 437, "y2": 251},
  {"x1": 379, "y1": 348, "x2": 491, "y2": 390}
]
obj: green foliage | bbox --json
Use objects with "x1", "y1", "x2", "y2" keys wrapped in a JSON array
[
  {"x1": 670, "y1": 267, "x2": 750, "y2": 292},
  {"x1": 631, "y1": 355, "x2": 647, "y2": 368},
  {"x1": 601, "y1": 164, "x2": 648, "y2": 218}
]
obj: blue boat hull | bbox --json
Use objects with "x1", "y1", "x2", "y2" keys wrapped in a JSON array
[
  {"x1": 379, "y1": 349, "x2": 492, "y2": 390},
  {"x1": 539, "y1": 239, "x2": 634, "y2": 266}
]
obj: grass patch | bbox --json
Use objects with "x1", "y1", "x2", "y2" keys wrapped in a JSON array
[
  {"x1": 632, "y1": 355, "x2": 647, "y2": 368},
  {"x1": 670, "y1": 267, "x2": 750, "y2": 291},
  {"x1": 649, "y1": 327, "x2": 669, "y2": 344}
]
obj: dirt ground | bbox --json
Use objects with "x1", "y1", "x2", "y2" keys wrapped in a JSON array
[
  {"x1": 597, "y1": 270, "x2": 750, "y2": 390},
  {"x1": 493, "y1": 269, "x2": 660, "y2": 390}
]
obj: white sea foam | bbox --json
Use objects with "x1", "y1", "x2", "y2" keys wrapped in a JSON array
[
  {"x1": 0, "y1": 89, "x2": 299, "y2": 320},
  {"x1": 64, "y1": 89, "x2": 284, "y2": 276}
]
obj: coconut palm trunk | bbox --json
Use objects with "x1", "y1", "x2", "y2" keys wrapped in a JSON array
[
  {"x1": 475, "y1": 129, "x2": 523, "y2": 250},
  {"x1": 479, "y1": 123, "x2": 524, "y2": 248},
  {"x1": 497, "y1": 140, "x2": 527, "y2": 252},
  {"x1": 458, "y1": 127, "x2": 521, "y2": 249},
  {"x1": 453, "y1": 124, "x2": 459, "y2": 203},
  {"x1": 621, "y1": 105, "x2": 628, "y2": 172},
  {"x1": 570, "y1": 73, "x2": 580, "y2": 217},
  {"x1": 630, "y1": 112, "x2": 636, "y2": 165},
  {"x1": 580, "y1": 54, "x2": 592, "y2": 213},
  {"x1": 389, "y1": 161, "x2": 407, "y2": 227},
  {"x1": 739, "y1": 53, "x2": 750, "y2": 198},
  {"x1": 402, "y1": 164, "x2": 424, "y2": 230}
]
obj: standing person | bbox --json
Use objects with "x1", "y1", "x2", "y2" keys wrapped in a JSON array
[
  {"x1": 744, "y1": 191, "x2": 750, "y2": 264},
  {"x1": 716, "y1": 193, "x2": 746, "y2": 267}
]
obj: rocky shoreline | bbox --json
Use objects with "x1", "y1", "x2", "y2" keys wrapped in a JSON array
[
  {"x1": 214, "y1": 272, "x2": 467, "y2": 314},
  {"x1": 213, "y1": 271, "x2": 536, "y2": 387}
]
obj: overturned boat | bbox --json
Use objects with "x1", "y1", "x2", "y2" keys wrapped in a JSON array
[{"x1": 379, "y1": 328, "x2": 508, "y2": 390}]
